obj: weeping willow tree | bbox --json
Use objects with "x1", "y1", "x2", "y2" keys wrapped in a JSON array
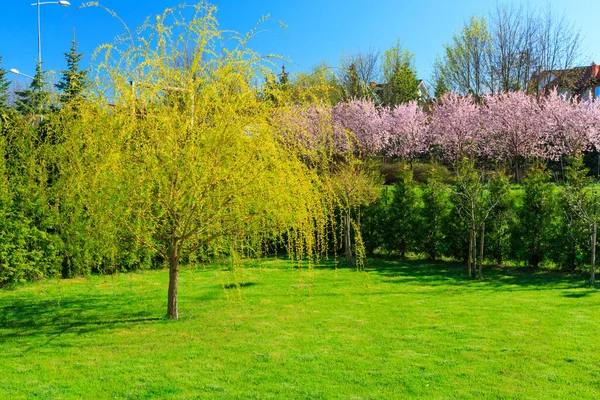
[{"x1": 51, "y1": 3, "x2": 334, "y2": 319}]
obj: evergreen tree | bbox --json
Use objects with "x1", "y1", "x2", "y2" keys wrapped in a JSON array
[
  {"x1": 342, "y1": 63, "x2": 362, "y2": 100},
  {"x1": 361, "y1": 187, "x2": 390, "y2": 255},
  {"x1": 382, "y1": 63, "x2": 419, "y2": 106},
  {"x1": 15, "y1": 62, "x2": 50, "y2": 117},
  {"x1": 381, "y1": 41, "x2": 420, "y2": 106},
  {"x1": 0, "y1": 57, "x2": 10, "y2": 110},
  {"x1": 388, "y1": 165, "x2": 420, "y2": 256},
  {"x1": 561, "y1": 156, "x2": 600, "y2": 283},
  {"x1": 55, "y1": 33, "x2": 88, "y2": 103},
  {"x1": 512, "y1": 164, "x2": 557, "y2": 268},
  {"x1": 419, "y1": 166, "x2": 450, "y2": 260},
  {"x1": 433, "y1": 72, "x2": 449, "y2": 100},
  {"x1": 278, "y1": 65, "x2": 289, "y2": 86}
]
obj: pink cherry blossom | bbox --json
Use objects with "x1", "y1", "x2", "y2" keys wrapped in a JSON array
[
  {"x1": 428, "y1": 93, "x2": 482, "y2": 162},
  {"x1": 481, "y1": 91, "x2": 543, "y2": 162},
  {"x1": 539, "y1": 89, "x2": 594, "y2": 159},
  {"x1": 332, "y1": 99, "x2": 388, "y2": 156},
  {"x1": 382, "y1": 101, "x2": 429, "y2": 160}
]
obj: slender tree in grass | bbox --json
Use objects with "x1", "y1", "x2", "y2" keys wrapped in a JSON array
[
  {"x1": 563, "y1": 156, "x2": 600, "y2": 286},
  {"x1": 486, "y1": 170, "x2": 514, "y2": 267},
  {"x1": 452, "y1": 158, "x2": 497, "y2": 278},
  {"x1": 332, "y1": 99, "x2": 387, "y2": 266},
  {"x1": 57, "y1": 3, "x2": 334, "y2": 319},
  {"x1": 331, "y1": 159, "x2": 381, "y2": 268}
]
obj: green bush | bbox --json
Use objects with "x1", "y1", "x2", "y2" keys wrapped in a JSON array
[
  {"x1": 379, "y1": 162, "x2": 402, "y2": 186},
  {"x1": 485, "y1": 171, "x2": 515, "y2": 266},
  {"x1": 360, "y1": 187, "x2": 391, "y2": 255},
  {"x1": 412, "y1": 162, "x2": 453, "y2": 185},
  {"x1": 418, "y1": 167, "x2": 451, "y2": 260},
  {"x1": 388, "y1": 165, "x2": 420, "y2": 256},
  {"x1": 511, "y1": 164, "x2": 558, "y2": 268}
]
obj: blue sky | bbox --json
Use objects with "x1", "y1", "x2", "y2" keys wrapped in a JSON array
[{"x1": 2, "y1": 0, "x2": 598, "y2": 87}]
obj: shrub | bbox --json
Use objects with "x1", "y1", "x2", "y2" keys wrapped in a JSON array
[
  {"x1": 412, "y1": 162, "x2": 453, "y2": 184},
  {"x1": 418, "y1": 166, "x2": 451, "y2": 260},
  {"x1": 388, "y1": 165, "x2": 420, "y2": 256},
  {"x1": 486, "y1": 171, "x2": 515, "y2": 266},
  {"x1": 361, "y1": 187, "x2": 391, "y2": 255},
  {"x1": 511, "y1": 164, "x2": 558, "y2": 268},
  {"x1": 379, "y1": 162, "x2": 402, "y2": 185}
]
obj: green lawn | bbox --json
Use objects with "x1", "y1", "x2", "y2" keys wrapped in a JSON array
[{"x1": 1, "y1": 258, "x2": 599, "y2": 399}]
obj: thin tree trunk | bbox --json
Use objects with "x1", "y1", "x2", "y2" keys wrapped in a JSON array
[
  {"x1": 591, "y1": 221, "x2": 597, "y2": 287},
  {"x1": 468, "y1": 227, "x2": 474, "y2": 278},
  {"x1": 473, "y1": 228, "x2": 478, "y2": 279},
  {"x1": 478, "y1": 223, "x2": 485, "y2": 280},
  {"x1": 167, "y1": 240, "x2": 180, "y2": 320},
  {"x1": 497, "y1": 236, "x2": 503, "y2": 267},
  {"x1": 345, "y1": 211, "x2": 353, "y2": 267}
]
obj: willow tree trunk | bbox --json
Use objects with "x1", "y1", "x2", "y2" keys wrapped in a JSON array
[
  {"x1": 591, "y1": 221, "x2": 597, "y2": 287},
  {"x1": 478, "y1": 223, "x2": 485, "y2": 280},
  {"x1": 344, "y1": 211, "x2": 353, "y2": 268},
  {"x1": 167, "y1": 241, "x2": 180, "y2": 320}
]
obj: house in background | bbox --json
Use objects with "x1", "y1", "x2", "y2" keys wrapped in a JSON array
[
  {"x1": 369, "y1": 79, "x2": 430, "y2": 104},
  {"x1": 533, "y1": 62, "x2": 600, "y2": 100},
  {"x1": 416, "y1": 80, "x2": 429, "y2": 101}
]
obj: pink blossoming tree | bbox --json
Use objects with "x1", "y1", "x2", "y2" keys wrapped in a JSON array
[
  {"x1": 539, "y1": 90, "x2": 594, "y2": 161},
  {"x1": 428, "y1": 93, "x2": 482, "y2": 163},
  {"x1": 481, "y1": 91, "x2": 543, "y2": 180},
  {"x1": 383, "y1": 101, "x2": 429, "y2": 163},
  {"x1": 332, "y1": 99, "x2": 387, "y2": 157}
]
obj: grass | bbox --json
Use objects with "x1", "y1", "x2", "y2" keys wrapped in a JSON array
[{"x1": 1, "y1": 258, "x2": 600, "y2": 399}]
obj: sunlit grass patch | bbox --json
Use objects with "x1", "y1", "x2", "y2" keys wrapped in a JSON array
[{"x1": 1, "y1": 258, "x2": 599, "y2": 399}]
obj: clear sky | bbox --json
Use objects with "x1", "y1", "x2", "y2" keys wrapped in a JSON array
[{"x1": 2, "y1": 0, "x2": 598, "y2": 87}]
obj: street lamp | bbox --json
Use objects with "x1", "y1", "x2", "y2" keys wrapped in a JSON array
[
  {"x1": 10, "y1": 68, "x2": 44, "y2": 123},
  {"x1": 10, "y1": 69, "x2": 35, "y2": 80},
  {"x1": 31, "y1": 0, "x2": 71, "y2": 64}
]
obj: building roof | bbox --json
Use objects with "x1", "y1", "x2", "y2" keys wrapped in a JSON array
[{"x1": 534, "y1": 62, "x2": 600, "y2": 95}]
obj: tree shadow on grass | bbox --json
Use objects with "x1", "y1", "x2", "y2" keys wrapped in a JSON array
[
  {"x1": 320, "y1": 256, "x2": 593, "y2": 292},
  {"x1": 0, "y1": 293, "x2": 163, "y2": 349},
  {"x1": 562, "y1": 291, "x2": 594, "y2": 298},
  {"x1": 222, "y1": 282, "x2": 258, "y2": 289}
]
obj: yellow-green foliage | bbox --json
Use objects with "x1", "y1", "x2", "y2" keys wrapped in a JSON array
[{"x1": 50, "y1": 3, "x2": 333, "y2": 269}]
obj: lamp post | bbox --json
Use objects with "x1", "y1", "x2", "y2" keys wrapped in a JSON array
[
  {"x1": 32, "y1": 0, "x2": 71, "y2": 65},
  {"x1": 10, "y1": 69, "x2": 35, "y2": 80}
]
